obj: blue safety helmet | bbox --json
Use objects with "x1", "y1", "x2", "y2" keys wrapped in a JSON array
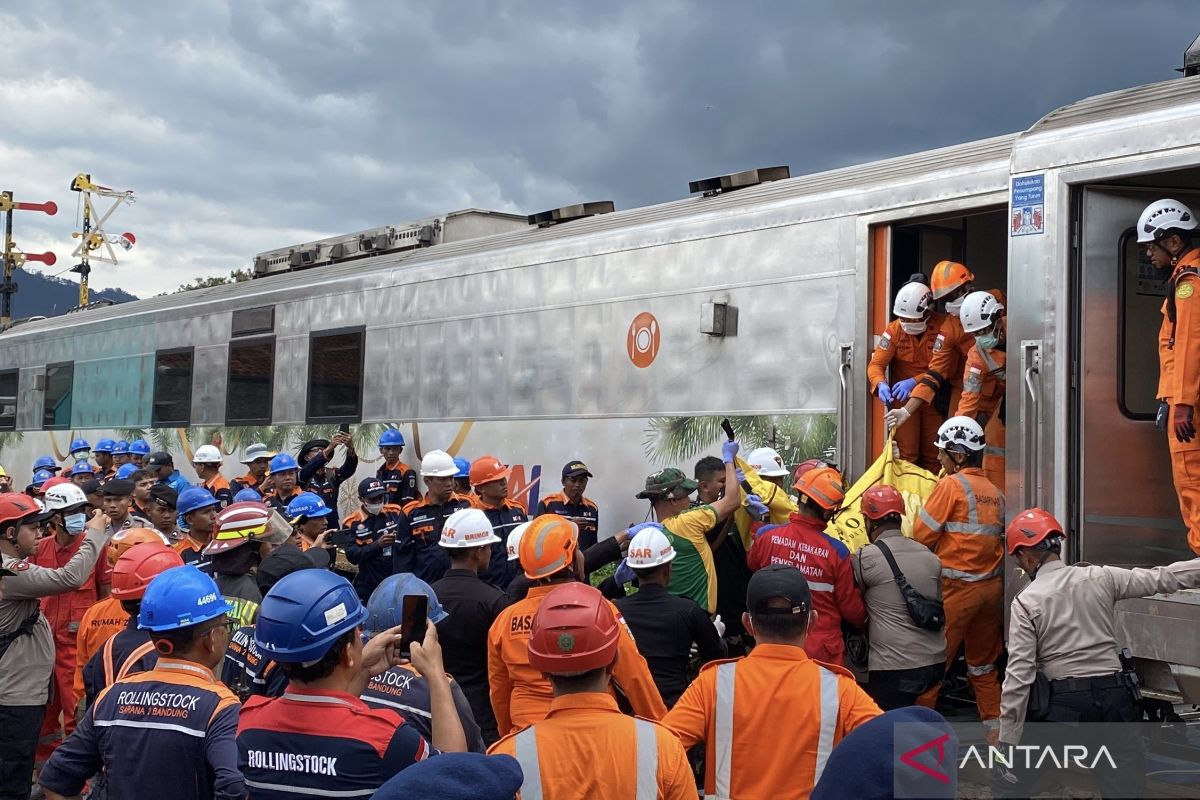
[
  {"x1": 138, "y1": 565, "x2": 234, "y2": 632},
  {"x1": 254, "y1": 570, "x2": 369, "y2": 663},
  {"x1": 69, "y1": 461, "x2": 95, "y2": 476},
  {"x1": 130, "y1": 440, "x2": 152, "y2": 456},
  {"x1": 33, "y1": 455, "x2": 59, "y2": 472},
  {"x1": 378, "y1": 429, "x2": 405, "y2": 448},
  {"x1": 233, "y1": 488, "x2": 263, "y2": 503},
  {"x1": 112, "y1": 440, "x2": 130, "y2": 455},
  {"x1": 31, "y1": 469, "x2": 54, "y2": 487},
  {"x1": 453, "y1": 457, "x2": 470, "y2": 479},
  {"x1": 114, "y1": 463, "x2": 138, "y2": 480},
  {"x1": 69, "y1": 438, "x2": 90, "y2": 455},
  {"x1": 286, "y1": 492, "x2": 334, "y2": 524},
  {"x1": 268, "y1": 453, "x2": 299, "y2": 475},
  {"x1": 177, "y1": 487, "x2": 220, "y2": 517},
  {"x1": 94, "y1": 439, "x2": 116, "y2": 454},
  {"x1": 366, "y1": 573, "x2": 449, "y2": 634}
]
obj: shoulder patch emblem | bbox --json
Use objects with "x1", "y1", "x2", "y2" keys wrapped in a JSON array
[
  {"x1": 15, "y1": 560, "x2": 30, "y2": 572},
  {"x1": 933, "y1": 334, "x2": 945, "y2": 353},
  {"x1": 1178, "y1": 282, "x2": 1194, "y2": 300}
]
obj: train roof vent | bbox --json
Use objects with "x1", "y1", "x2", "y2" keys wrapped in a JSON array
[
  {"x1": 688, "y1": 166, "x2": 791, "y2": 197},
  {"x1": 1180, "y1": 33, "x2": 1200, "y2": 77},
  {"x1": 527, "y1": 201, "x2": 616, "y2": 227}
]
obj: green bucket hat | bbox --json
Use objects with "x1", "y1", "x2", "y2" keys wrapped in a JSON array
[{"x1": 636, "y1": 467, "x2": 699, "y2": 500}]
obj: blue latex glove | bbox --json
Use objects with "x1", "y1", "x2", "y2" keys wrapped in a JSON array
[
  {"x1": 1157, "y1": 401, "x2": 1170, "y2": 430},
  {"x1": 877, "y1": 382, "x2": 893, "y2": 405},
  {"x1": 721, "y1": 439, "x2": 740, "y2": 464},
  {"x1": 614, "y1": 558, "x2": 635, "y2": 585},
  {"x1": 734, "y1": 468, "x2": 746, "y2": 485},
  {"x1": 892, "y1": 378, "x2": 917, "y2": 402},
  {"x1": 745, "y1": 494, "x2": 769, "y2": 519}
]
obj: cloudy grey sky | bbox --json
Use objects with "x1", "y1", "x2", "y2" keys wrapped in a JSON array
[{"x1": 2, "y1": 1, "x2": 1197, "y2": 296}]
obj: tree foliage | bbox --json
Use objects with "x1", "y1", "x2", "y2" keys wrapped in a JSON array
[{"x1": 169, "y1": 269, "x2": 252, "y2": 294}]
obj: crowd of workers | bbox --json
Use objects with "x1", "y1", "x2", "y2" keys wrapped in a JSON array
[{"x1": 0, "y1": 197, "x2": 1196, "y2": 798}]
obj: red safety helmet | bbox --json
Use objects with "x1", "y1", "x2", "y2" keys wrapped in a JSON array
[
  {"x1": 111, "y1": 542, "x2": 185, "y2": 600},
  {"x1": 41, "y1": 476, "x2": 71, "y2": 493},
  {"x1": 0, "y1": 494, "x2": 40, "y2": 532},
  {"x1": 1005, "y1": 507, "x2": 1064, "y2": 556},
  {"x1": 793, "y1": 458, "x2": 838, "y2": 486},
  {"x1": 861, "y1": 485, "x2": 906, "y2": 521},
  {"x1": 793, "y1": 467, "x2": 845, "y2": 512},
  {"x1": 205, "y1": 501, "x2": 273, "y2": 555},
  {"x1": 527, "y1": 582, "x2": 620, "y2": 675}
]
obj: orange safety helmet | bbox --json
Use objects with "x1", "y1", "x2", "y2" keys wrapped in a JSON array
[
  {"x1": 111, "y1": 542, "x2": 185, "y2": 600},
  {"x1": 1005, "y1": 507, "x2": 1065, "y2": 556},
  {"x1": 527, "y1": 582, "x2": 620, "y2": 675},
  {"x1": 518, "y1": 514, "x2": 579, "y2": 580},
  {"x1": 469, "y1": 455, "x2": 512, "y2": 487},
  {"x1": 793, "y1": 467, "x2": 845, "y2": 512},
  {"x1": 107, "y1": 527, "x2": 171, "y2": 567},
  {"x1": 929, "y1": 260, "x2": 974, "y2": 300},
  {"x1": 0, "y1": 494, "x2": 40, "y2": 531},
  {"x1": 861, "y1": 485, "x2": 906, "y2": 521}
]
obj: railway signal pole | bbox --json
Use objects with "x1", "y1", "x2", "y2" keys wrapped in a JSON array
[
  {"x1": 0, "y1": 191, "x2": 58, "y2": 329},
  {"x1": 69, "y1": 173, "x2": 135, "y2": 307}
]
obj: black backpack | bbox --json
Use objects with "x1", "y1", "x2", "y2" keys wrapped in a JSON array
[{"x1": 873, "y1": 539, "x2": 945, "y2": 632}]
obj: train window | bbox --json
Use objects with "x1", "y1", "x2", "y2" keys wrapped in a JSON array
[
  {"x1": 232, "y1": 306, "x2": 274, "y2": 337},
  {"x1": 0, "y1": 370, "x2": 16, "y2": 431},
  {"x1": 227, "y1": 338, "x2": 275, "y2": 425},
  {"x1": 306, "y1": 328, "x2": 364, "y2": 423},
  {"x1": 1118, "y1": 229, "x2": 1163, "y2": 419},
  {"x1": 42, "y1": 362, "x2": 73, "y2": 430},
  {"x1": 152, "y1": 348, "x2": 194, "y2": 426}
]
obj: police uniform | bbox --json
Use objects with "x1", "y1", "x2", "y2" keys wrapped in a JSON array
[
  {"x1": 38, "y1": 657, "x2": 245, "y2": 800},
  {"x1": 221, "y1": 625, "x2": 286, "y2": 702},
  {"x1": 237, "y1": 686, "x2": 432, "y2": 798},
  {"x1": 80, "y1": 616, "x2": 158, "y2": 708},
  {"x1": 377, "y1": 462, "x2": 420, "y2": 508},
  {"x1": 473, "y1": 496, "x2": 529, "y2": 589},
  {"x1": 430, "y1": 567, "x2": 511, "y2": 744},
  {"x1": 536, "y1": 493, "x2": 599, "y2": 551},
  {"x1": 361, "y1": 663, "x2": 486, "y2": 753},
  {"x1": 614, "y1": 582, "x2": 727, "y2": 707},
  {"x1": 343, "y1": 506, "x2": 405, "y2": 601},
  {"x1": 393, "y1": 493, "x2": 474, "y2": 584}
]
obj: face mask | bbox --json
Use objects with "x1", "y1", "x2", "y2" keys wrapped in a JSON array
[
  {"x1": 364, "y1": 501, "x2": 385, "y2": 515},
  {"x1": 900, "y1": 320, "x2": 926, "y2": 336},
  {"x1": 74, "y1": 452, "x2": 90, "y2": 463},
  {"x1": 945, "y1": 298, "x2": 964, "y2": 315},
  {"x1": 64, "y1": 513, "x2": 87, "y2": 535},
  {"x1": 975, "y1": 332, "x2": 999, "y2": 351}
]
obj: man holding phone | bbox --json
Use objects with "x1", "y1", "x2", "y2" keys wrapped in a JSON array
[
  {"x1": 238, "y1": 570, "x2": 468, "y2": 797},
  {"x1": 343, "y1": 478, "x2": 405, "y2": 602}
]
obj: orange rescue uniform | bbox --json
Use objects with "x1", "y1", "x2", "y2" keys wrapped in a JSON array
[
  {"x1": 957, "y1": 325, "x2": 1007, "y2": 491},
  {"x1": 911, "y1": 289, "x2": 1006, "y2": 417},
  {"x1": 912, "y1": 467, "x2": 1004, "y2": 729},
  {"x1": 664, "y1": 643, "x2": 881, "y2": 800},
  {"x1": 489, "y1": 693, "x2": 694, "y2": 800},
  {"x1": 868, "y1": 314, "x2": 946, "y2": 472},
  {"x1": 1159, "y1": 248, "x2": 1200, "y2": 555},
  {"x1": 72, "y1": 595, "x2": 129, "y2": 705},
  {"x1": 487, "y1": 583, "x2": 665, "y2": 736}
]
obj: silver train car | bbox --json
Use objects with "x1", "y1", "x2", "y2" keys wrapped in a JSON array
[{"x1": 4, "y1": 74, "x2": 1200, "y2": 702}]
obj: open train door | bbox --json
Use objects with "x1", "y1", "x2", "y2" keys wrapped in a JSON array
[{"x1": 1071, "y1": 186, "x2": 1200, "y2": 566}]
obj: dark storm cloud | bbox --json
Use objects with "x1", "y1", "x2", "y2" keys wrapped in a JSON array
[{"x1": 0, "y1": 0, "x2": 1194, "y2": 294}]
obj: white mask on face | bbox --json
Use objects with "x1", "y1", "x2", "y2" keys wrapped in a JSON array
[
  {"x1": 900, "y1": 320, "x2": 926, "y2": 336},
  {"x1": 945, "y1": 298, "x2": 964, "y2": 315},
  {"x1": 363, "y1": 501, "x2": 385, "y2": 515}
]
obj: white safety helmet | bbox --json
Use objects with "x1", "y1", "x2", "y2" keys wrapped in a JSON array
[
  {"x1": 42, "y1": 483, "x2": 89, "y2": 513},
  {"x1": 1137, "y1": 199, "x2": 1198, "y2": 244},
  {"x1": 935, "y1": 416, "x2": 987, "y2": 452},
  {"x1": 626, "y1": 525, "x2": 676, "y2": 569},
  {"x1": 192, "y1": 445, "x2": 222, "y2": 464},
  {"x1": 893, "y1": 282, "x2": 933, "y2": 321},
  {"x1": 959, "y1": 292, "x2": 1004, "y2": 335},
  {"x1": 506, "y1": 521, "x2": 531, "y2": 561},
  {"x1": 438, "y1": 508, "x2": 499, "y2": 548},
  {"x1": 747, "y1": 447, "x2": 789, "y2": 478},
  {"x1": 420, "y1": 449, "x2": 460, "y2": 478}
]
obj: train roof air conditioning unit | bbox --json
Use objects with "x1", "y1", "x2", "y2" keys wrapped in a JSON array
[
  {"x1": 688, "y1": 166, "x2": 790, "y2": 197},
  {"x1": 528, "y1": 201, "x2": 616, "y2": 228}
]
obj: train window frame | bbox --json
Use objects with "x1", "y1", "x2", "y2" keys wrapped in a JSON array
[
  {"x1": 1117, "y1": 227, "x2": 1161, "y2": 421},
  {"x1": 152, "y1": 347, "x2": 195, "y2": 427},
  {"x1": 42, "y1": 361, "x2": 74, "y2": 430},
  {"x1": 0, "y1": 369, "x2": 16, "y2": 431},
  {"x1": 226, "y1": 336, "x2": 276, "y2": 426},
  {"x1": 305, "y1": 326, "x2": 365, "y2": 424}
]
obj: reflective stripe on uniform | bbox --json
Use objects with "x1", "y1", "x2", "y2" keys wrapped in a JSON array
[
  {"x1": 954, "y1": 474, "x2": 980, "y2": 523},
  {"x1": 808, "y1": 581, "x2": 835, "y2": 592},
  {"x1": 944, "y1": 521, "x2": 1003, "y2": 535},
  {"x1": 708, "y1": 661, "x2": 839, "y2": 799},
  {"x1": 242, "y1": 779, "x2": 374, "y2": 797},
  {"x1": 516, "y1": 720, "x2": 659, "y2": 800},
  {"x1": 967, "y1": 663, "x2": 996, "y2": 676},
  {"x1": 918, "y1": 507, "x2": 943, "y2": 534},
  {"x1": 941, "y1": 566, "x2": 1003, "y2": 582},
  {"x1": 985, "y1": 446, "x2": 1006, "y2": 458},
  {"x1": 514, "y1": 727, "x2": 544, "y2": 800}
]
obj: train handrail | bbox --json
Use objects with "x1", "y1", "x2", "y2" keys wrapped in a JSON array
[
  {"x1": 838, "y1": 343, "x2": 853, "y2": 467},
  {"x1": 1021, "y1": 340, "x2": 1043, "y2": 511}
]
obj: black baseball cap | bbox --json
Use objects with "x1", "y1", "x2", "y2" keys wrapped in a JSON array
[
  {"x1": 149, "y1": 484, "x2": 178, "y2": 509},
  {"x1": 80, "y1": 479, "x2": 103, "y2": 496},
  {"x1": 100, "y1": 479, "x2": 134, "y2": 497},
  {"x1": 147, "y1": 452, "x2": 174, "y2": 468},
  {"x1": 746, "y1": 565, "x2": 812, "y2": 615},
  {"x1": 562, "y1": 460, "x2": 593, "y2": 479},
  {"x1": 256, "y1": 543, "x2": 332, "y2": 594},
  {"x1": 358, "y1": 477, "x2": 387, "y2": 500}
]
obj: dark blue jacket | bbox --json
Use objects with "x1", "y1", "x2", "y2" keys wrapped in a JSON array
[
  {"x1": 298, "y1": 450, "x2": 359, "y2": 510},
  {"x1": 221, "y1": 625, "x2": 287, "y2": 702},
  {"x1": 360, "y1": 664, "x2": 485, "y2": 753},
  {"x1": 342, "y1": 506, "x2": 404, "y2": 600},
  {"x1": 392, "y1": 493, "x2": 473, "y2": 584},
  {"x1": 81, "y1": 616, "x2": 158, "y2": 707},
  {"x1": 474, "y1": 499, "x2": 529, "y2": 589},
  {"x1": 376, "y1": 463, "x2": 419, "y2": 508}
]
